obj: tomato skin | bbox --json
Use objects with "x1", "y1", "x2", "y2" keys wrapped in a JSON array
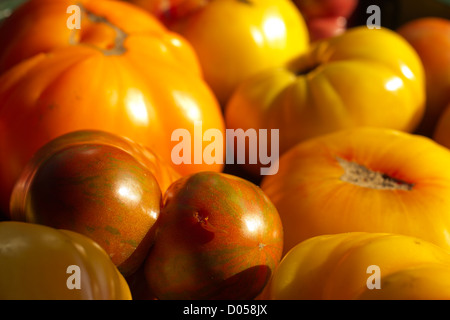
[
  {"x1": 226, "y1": 26, "x2": 425, "y2": 174},
  {"x1": 261, "y1": 127, "x2": 450, "y2": 255},
  {"x1": 131, "y1": 0, "x2": 310, "y2": 106},
  {"x1": 0, "y1": 0, "x2": 225, "y2": 215},
  {"x1": 266, "y1": 232, "x2": 450, "y2": 300},
  {"x1": 144, "y1": 171, "x2": 283, "y2": 300},
  {"x1": 434, "y1": 102, "x2": 450, "y2": 149},
  {"x1": 397, "y1": 17, "x2": 450, "y2": 136},
  {"x1": 0, "y1": 221, "x2": 131, "y2": 300},
  {"x1": 9, "y1": 130, "x2": 177, "y2": 276}
]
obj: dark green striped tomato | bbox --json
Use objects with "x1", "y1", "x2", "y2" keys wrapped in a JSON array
[
  {"x1": 144, "y1": 171, "x2": 283, "y2": 300},
  {"x1": 9, "y1": 130, "x2": 165, "y2": 277}
]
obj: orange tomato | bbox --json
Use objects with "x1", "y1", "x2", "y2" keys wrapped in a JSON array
[
  {"x1": 0, "y1": 0, "x2": 224, "y2": 215},
  {"x1": 397, "y1": 17, "x2": 450, "y2": 136},
  {"x1": 0, "y1": 221, "x2": 131, "y2": 300},
  {"x1": 434, "y1": 102, "x2": 450, "y2": 149},
  {"x1": 261, "y1": 127, "x2": 450, "y2": 255}
]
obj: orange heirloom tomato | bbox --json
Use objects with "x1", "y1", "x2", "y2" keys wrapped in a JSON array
[
  {"x1": 261, "y1": 127, "x2": 450, "y2": 255},
  {"x1": 9, "y1": 130, "x2": 180, "y2": 276},
  {"x1": 131, "y1": 0, "x2": 310, "y2": 106},
  {"x1": 226, "y1": 26, "x2": 425, "y2": 173},
  {"x1": 0, "y1": 221, "x2": 131, "y2": 300},
  {"x1": 434, "y1": 102, "x2": 450, "y2": 149},
  {"x1": 397, "y1": 17, "x2": 450, "y2": 136},
  {"x1": 265, "y1": 232, "x2": 450, "y2": 300},
  {"x1": 0, "y1": 0, "x2": 225, "y2": 215}
]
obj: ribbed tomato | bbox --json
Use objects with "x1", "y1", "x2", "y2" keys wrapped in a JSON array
[
  {"x1": 0, "y1": 221, "x2": 131, "y2": 300},
  {"x1": 265, "y1": 232, "x2": 450, "y2": 300},
  {"x1": 261, "y1": 127, "x2": 450, "y2": 255},
  {"x1": 131, "y1": 0, "x2": 310, "y2": 106},
  {"x1": 0, "y1": 0, "x2": 225, "y2": 215},
  {"x1": 226, "y1": 26, "x2": 425, "y2": 175},
  {"x1": 144, "y1": 171, "x2": 283, "y2": 299},
  {"x1": 9, "y1": 130, "x2": 177, "y2": 276}
]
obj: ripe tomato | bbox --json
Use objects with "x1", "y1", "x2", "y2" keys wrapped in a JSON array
[
  {"x1": 266, "y1": 232, "x2": 450, "y2": 300},
  {"x1": 9, "y1": 130, "x2": 178, "y2": 276},
  {"x1": 261, "y1": 127, "x2": 450, "y2": 255},
  {"x1": 0, "y1": 221, "x2": 131, "y2": 300},
  {"x1": 144, "y1": 171, "x2": 283, "y2": 299},
  {"x1": 131, "y1": 0, "x2": 310, "y2": 106},
  {"x1": 0, "y1": 0, "x2": 225, "y2": 215}
]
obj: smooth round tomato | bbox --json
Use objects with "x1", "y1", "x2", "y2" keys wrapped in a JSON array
[
  {"x1": 0, "y1": 221, "x2": 131, "y2": 300},
  {"x1": 265, "y1": 232, "x2": 450, "y2": 300},
  {"x1": 0, "y1": 0, "x2": 225, "y2": 215},
  {"x1": 9, "y1": 130, "x2": 177, "y2": 276},
  {"x1": 261, "y1": 127, "x2": 450, "y2": 255},
  {"x1": 397, "y1": 17, "x2": 450, "y2": 136},
  {"x1": 226, "y1": 26, "x2": 425, "y2": 175},
  {"x1": 144, "y1": 171, "x2": 283, "y2": 300},
  {"x1": 132, "y1": 0, "x2": 310, "y2": 106}
]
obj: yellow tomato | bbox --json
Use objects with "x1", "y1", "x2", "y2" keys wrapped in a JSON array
[
  {"x1": 226, "y1": 26, "x2": 425, "y2": 172},
  {"x1": 164, "y1": 0, "x2": 310, "y2": 106},
  {"x1": 0, "y1": 221, "x2": 131, "y2": 300},
  {"x1": 261, "y1": 127, "x2": 450, "y2": 255},
  {"x1": 266, "y1": 232, "x2": 450, "y2": 300}
]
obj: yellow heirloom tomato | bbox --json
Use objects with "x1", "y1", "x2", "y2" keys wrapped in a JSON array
[
  {"x1": 261, "y1": 127, "x2": 450, "y2": 255},
  {"x1": 265, "y1": 232, "x2": 450, "y2": 300},
  {"x1": 134, "y1": 0, "x2": 310, "y2": 106},
  {"x1": 0, "y1": 221, "x2": 131, "y2": 300},
  {"x1": 226, "y1": 26, "x2": 425, "y2": 173}
]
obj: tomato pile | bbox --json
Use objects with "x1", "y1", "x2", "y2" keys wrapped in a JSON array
[{"x1": 0, "y1": 0, "x2": 449, "y2": 300}]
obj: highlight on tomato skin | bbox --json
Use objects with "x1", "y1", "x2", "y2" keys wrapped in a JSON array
[
  {"x1": 130, "y1": 0, "x2": 311, "y2": 106},
  {"x1": 144, "y1": 171, "x2": 284, "y2": 300}
]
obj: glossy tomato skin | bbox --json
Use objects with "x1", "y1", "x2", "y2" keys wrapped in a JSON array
[
  {"x1": 292, "y1": 0, "x2": 359, "y2": 41},
  {"x1": 0, "y1": 0, "x2": 224, "y2": 215},
  {"x1": 226, "y1": 26, "x2": 425, "y2": 174},
  {"x1": 261, "y1": 127, "x2": 450, "y2": 255},
  {"x1": 266, "y1": 232, "x2": 450, "y2": 300},
  {"x1": 9, "y1": 130, "x2": 171, "y2": 276},
  {"x1": 0, "y1": 221, "x2": 131, "y2": 300},
  {"x1": 397, "y1": 17, "x2": 450, "y2": 136},
  {"x1": 144, "y1": 171, "x2": 283, "y2": 300},
  {"x1": 134, "y1": 0, "x2": 310, "y2": 106},
  {"x1": 434, "y1": 102, "x2": 450, "y2": 149}
]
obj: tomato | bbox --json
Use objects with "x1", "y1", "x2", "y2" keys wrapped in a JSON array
[
  {"x1": 434, "y1": 102, "x2": 450, "y2": 149},
  {"x1": 9, "y1": 130, "x2": 172, "y2": 276},
  {"x1": 292, "y1": 0, "x2": 359, "y2": 41},
  {"x1": 265, "y1": 232, "x2": 450, "y2": 300},
  {"x1": 261, "y1": 127, "x2": 450, "y2": 255},
  {"x1": 397, "y1": 17, "x2": 450, "y2": 136},
  {"x1": 144, "y1": 171, "x2": 283, "y2": 299},
  {"x1": 226, "y1": 26, "x2": 425, "y2": 175},
  {"x1": 0, "y1": 0, "x2": 225, "y2": 214},
  {"x1": 131, "y1": 0, "x2": 310, "y2": 106},
  {"x1": 0, "y1": 221, "x2": 131, "y2": 300}
]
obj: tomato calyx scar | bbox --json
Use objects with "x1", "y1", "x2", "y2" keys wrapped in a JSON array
[
  {"x1": 337, "y1": 157, "x2": 414, "y2": 191},
  {"x1": 69, "y1": 5, "x2": 127, "y2": 56}
]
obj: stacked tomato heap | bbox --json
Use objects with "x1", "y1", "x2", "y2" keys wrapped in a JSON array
[{"x1": 0, "y1": 0, "x2": 449, "y2": 300}]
